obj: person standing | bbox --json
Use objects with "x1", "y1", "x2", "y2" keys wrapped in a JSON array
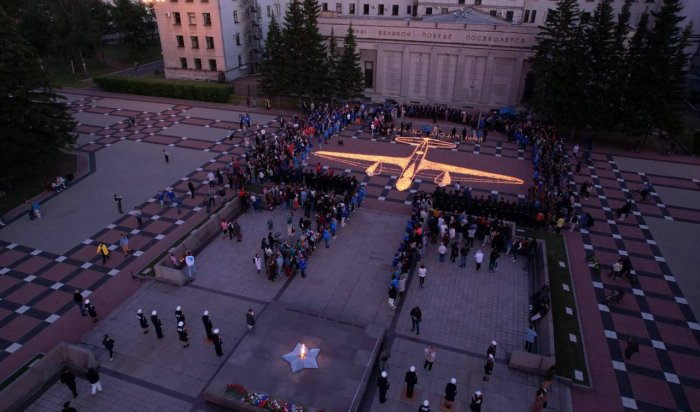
[
  {"x1": 388, "y1": 285, "x2": 397, "y2": 310},
  {"x1": 86, "y1": 367, "x2": 103, "y2": 396},
  {"x1": 175, "y1": 306, "x2": 186, "y2": 325},
  {"x1": 119, "y1": 234, "x2": 130, "y2": 256},
  {"x1": 379, "y1": 346, "x2": 391, "y2": 371},
  {"x1": 483, "y1": 354, "x2": 494, "y2": 381},
  {"x1": 137, "y1": 309, "x2": 149, "y2": 334},
  {"x1": 185, "y1": 251, "x2": 196, "y2": 282},
  {"x1": 378, "y1": 371, "x2": 390, "y2": 403},
  {"x1": 114, "y1": 194, "x2": 123, "y2": 213},
  {"x1": 73, "y1": 289, "x2": 86, "y2": 316},
  {"x1": 449, "y1": 242, "x2": 459, "y2": 263},
  {"x1": 85, "y1": 299, "x2": 98, "y2": 323},
  {"x1": 424, "y1": 346, "x2": 436, "y2": 371},
  {"x1": 624, "y1": 336, "x2": 639, "y2": 360},
  {"x1": 486, "y1": 341, "x2": 497, "y2": 358},
  {"x1": 102, "y1": 334, "x2": 115, "y2": 361},
  {"x1": 405, "y1": 366, "x2": 418, "y2": 398},
  {"x1": 525, "y1": 325, "x2": 537, "y2": 352},
  {"x1": 418, "y1": 264, "x2": 427, "y2": 288},
  {"x1": 470, "y1": 390, "x2": 483, "y2": 411},
  {"x1": 459, "y1": 243, "x2": 469, "y2": 268},
  {"x1": 299, "y1": 256, "x2": 307, "y2": 278},
  {"x1": 444, "y1": 378, "x2": 457, "y2": 409},
  {"x1": 96, "y1": 242, "x2": 110, "y2": 264},
  {"x1": 62, "y1": 401, "x2": 78, "y2": 412},
  {"x1": 133, "y1": 207, "x2": 143, "y2": 229},
  {"x1": 163, "y1": 149, "x2": 170, "y2": 163},
  {"x1": 151, "y1": 310, "x2": 164, "y2": 339},
  {"x1": 177, "y1": 321, "x2": 190, "y2": 348},
  {"x1": 246, "y1": 309, "x2": 255, "y2": 330},
  {"x1": 60, "y1": 366, "x2": 78, "y2": 398},
  {"x1": 474, "y1": 249, "x2": 484, "y2": 271},
  {"x1": 202, "y1": 310, "x2": 214, "y2": 341},
  {"x1": 254, "y1": 253, "x2": 263, "y2": 276},
  {"x1": 212, "y1": 328, "x2": 223, "y2": 356},
  {"x1": 530, "y1": 386, "x2": 547, "y2": 412},
  {"x1": 25, "y1": 200, "x2": 35, "y2": 221},
  {"x1": 488, "y1": 249, "x2": 500, "y2": 272},
  {"x1": 188, "y1": 181, "x2": 196, "y2": 199},
  {"x1": 410, "y1": 306, "x2": 422, "y2": 335},
  {"x1": 438, "y1": 243, "x2": 447, "y2": 262},
  {"x1": 419, "y1": 400, "x2": 430, "y2": 412}
]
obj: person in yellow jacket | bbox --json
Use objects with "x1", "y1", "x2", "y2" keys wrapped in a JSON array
[{"x1": 97, "y1": 242, "x2": 110, "y2": 264}]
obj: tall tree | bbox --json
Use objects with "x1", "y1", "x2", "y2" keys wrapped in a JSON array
[
  {"x1": 111, "y1": 0, "x2": 151, "y2": 58},
  {"x1": 15, "y1": 0, "x2": 54, "y2": 70},
  {"x1": 530, "y1": 0, "x2": 587, "y2": 131},
  {"x1": 51, "y1": 0, "x2": 103, "y2": 75},
  {"x1": 583, "y1": 0, "x2": 628, "y2": 132},
  {"x1": 300, "y1": 0, "x2": 328, "y2": 97},
  {"x1": 259, "y1": 13, "x2": 284, "y2": 97},
  {"x1": 336, "y1": 25, "x2": 365, "y2": 99},
  {"x1": 326, "y1": 28, "x2": 340, "y2": 98},
  {"x1": 281, "y1": 0, "x2": 306, "y2": 97},
  {"x1": 0, "y1": 10, "x2": 76, "y2": 191}
]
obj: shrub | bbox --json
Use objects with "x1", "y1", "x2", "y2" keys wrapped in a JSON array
[{"x1": 93, "y1": 76, "x2": 231, "y2": 103}]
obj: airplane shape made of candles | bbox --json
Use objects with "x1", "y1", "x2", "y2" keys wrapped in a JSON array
[{"x1": 312, "y1": 135, "x2": 525, "y2": 191}]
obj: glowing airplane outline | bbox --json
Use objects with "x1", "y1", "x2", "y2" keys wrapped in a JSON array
[{"x1": 312, "y1": 136, "x2": 525, "y2": 191}]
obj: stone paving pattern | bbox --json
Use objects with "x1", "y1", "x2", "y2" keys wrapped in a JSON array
[{"x1": 0, "y1": 89, "x2": 698, "y2": 412}]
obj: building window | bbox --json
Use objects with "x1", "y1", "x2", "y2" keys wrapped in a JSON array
[
  {"x1": 506, "y1": 10, "x2": 513, "y2": 21},
  {"x1": 336, "y1": 3, "x2": 342, "y2": 13},
  {"x1": 176, "y1": 35, "x2": 184, "y2": 47},
  {"x1": 180, "y1": 57, "x2": 187, "y2": 69},
  {"x1": 190, "y1": 36, "x2": 199, "y2": 48},
  {"x1": 392, "y1": 5, "x2": 398, "y2": 15},
  {"x1": 201, "y1": 0, "x2": 208, "y2": 2},
  {"x1": 203, "y1": 13, "x2": 211, "y2": 26},
  {"x1": 194, "y1": 58, "x2": 202, "y2": 70},
  {"x1": 233, "y1": 11, "x2": 239, "y2": 23},
  {"x1": 236, "y1": 33, "x2": 241, "y2": 46},
  {"x1": 173, "y1": 12, "x2": 181, "y2": 25},
  {"x1": 267, "y1": 5, "x2": 272, "y2": 17},
  {"x1": 187, "y1": 12, "x2": 196, "y2": 25},
  {"x1": 322, "y1": 3, "x2": 328, "y2": 11},
  {"x1": 458, "y1": 0, "x2": 465, "y2": 4},
  {"x1": 238, "y1": 55, "x2": 243, "y2": 66},
  {"x1": 206, "y1": 36, "x2": 214, "y2": 49},
  {"x1": 209, "y1": 59, "x2": 217, "y2": 71},
  {"x1": 426, "y1": 7, "x2": 432, "y2": 15},
  {"x1": 170, "y1": 0, "x2": 177, "y2": 2},
  {"x1": 406, "y1": 5, "x2": 412, "y2": 15},
  {"x1": 524, "y1": 10, "x2": 530, "y2": 23},
  {"x1": 581, "y1": 11, "x2": 591, "y2": 22},
  {"x1": 364, "y1": 62, "x2": 373, "y2": 88},
  {"x1": 530, "y1": 10, "x2": 537, "y2": 23},
  {"x1": 441, "y1": 8, "x2": 448, "y2": 14},
  {"x1": 490, "y1": 10, "x2": 497, "y2": 16},
  {"x1": 363, "y1": 4, "x2": 369, "y2": 15},
  {"x1": 349, "y1": 3, "x2": 355, "y2": 14},
  {"x1": 186, "y1": 0, "x2": 193, "y2": 2},
  {"x1": 378, "y1": 5, "x2": 384, "y2": 15},
  {"x1": 475, "y1": 0, "x2": 481, "y2": 5}
]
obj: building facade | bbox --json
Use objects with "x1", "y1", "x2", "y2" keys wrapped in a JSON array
[{"x1": 151, "y1": 0, "x2": 693, "y2": 107}]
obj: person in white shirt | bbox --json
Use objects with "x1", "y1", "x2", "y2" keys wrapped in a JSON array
[
  {"x1": 438, "y1": 243, "x2": 447, "y2": 262},
  {"x1": 418, "y1": 264, "x2": 427, "y2": 288},
  {"x1": 474, "y1": 250, "x2": 484, "y2": 271}
]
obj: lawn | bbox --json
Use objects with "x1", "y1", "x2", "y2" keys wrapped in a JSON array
[
  {"x1": 522, "y1": 227, "x2": 590, "y2": 386},
  {"x1": 45, "y1": 42, "x2": 162, "y2": 88},
  {"x1": 0, "y1": 152, "x2": 77, "y2": 217}
]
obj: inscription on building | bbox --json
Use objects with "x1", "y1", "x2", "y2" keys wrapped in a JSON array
[{"x1": 351, "y1": 27, "x2": 533, "y2": 47}]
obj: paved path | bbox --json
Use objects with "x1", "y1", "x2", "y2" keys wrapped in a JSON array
[{"x1": 1, "y1": 89, "x2": 699, "y2": 412}]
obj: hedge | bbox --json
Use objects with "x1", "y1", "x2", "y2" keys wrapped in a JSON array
[{"x1": 93, "y1": 76, "x2": 231, "y2": 103}]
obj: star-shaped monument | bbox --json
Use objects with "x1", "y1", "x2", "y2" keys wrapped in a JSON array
[{"x1": 282, "y1": 343, "x2": 320, "y2": 373}]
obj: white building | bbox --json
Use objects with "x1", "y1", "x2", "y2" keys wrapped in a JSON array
[{"x1": 150, "y1": 0, "x2": 696, "y2": 107}]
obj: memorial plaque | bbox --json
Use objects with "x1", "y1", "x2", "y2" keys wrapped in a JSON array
[
  {"x1": 490, "y1": 57, "x2": 515, "y2": 105},
  {"x1": 382, "y1": 51, "x2": 403, "y2": 95},
  {"x1": 463, "y1": 56, "x2": 486, "y2": 102},
  {"x1": 408, "y1": 52, "x2": 429, "y2": 98},
  {"x1": 435, "y1": 54, "x2": 458, "y2": 101}
]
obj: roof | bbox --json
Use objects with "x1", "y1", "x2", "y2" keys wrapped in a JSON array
[{"x1": 422, "y1": 8, "x2": 508, "y2": 25}]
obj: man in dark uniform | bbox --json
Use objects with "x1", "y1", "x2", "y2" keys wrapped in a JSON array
[
  {"x1": 102, "y1": 334, "x2": 115, "y2": 361},
  {"x1": 151, "y1": 310, "x2": 164, "y2": 339},
  {"x1": 444, "y1": 378, "x2": 457, "y2": 409},
  {"x1": 137, "y1": 309, "x2": 149, "y2": 334},
  {"x1": 85, "y1": 299, "x2": 98, "y2": 323},
  {"x1": 405, "y1": 366, "x2": 418, "y2": 398},
  {"x1": 73, "y1": 289, "x2": 86, "y2": 316},
  {"x1": 212, "y1": 328, "x2": 223, "y2": 356},
  {"x1": 202, "y1": 310, "x2": 214, "y2": 342},
  {"x1": 177, "y1": 321, "x2": 190, "y2": 348},
  {"x1": 175, "y1": 306, "x2": 186, "y2": 325},
  {"x1": 378, "y1": 371, "x2": 389, "y2": 403},
  {"x1": 59, "y1": 366, "x2": 78, "y2": 398},
  {"x1": 419, "y1": 400, "x2": 430, "y2": 412}
]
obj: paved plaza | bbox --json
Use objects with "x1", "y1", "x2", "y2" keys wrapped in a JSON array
[{"x1": 0, "y1": 89, "x2": 699, "y2": 412}]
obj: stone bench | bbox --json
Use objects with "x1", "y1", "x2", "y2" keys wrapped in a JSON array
[
  {"x1": 508, "y1": 349, "x2": 556, "y2": 375},
  {"x1": 1, "y1": 343, "x2": 98, "y2": 412},
  {"x1": 153, "y1": 197, "x2": 243, "y2": 285}
]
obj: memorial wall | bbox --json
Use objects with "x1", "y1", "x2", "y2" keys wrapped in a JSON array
[{"x1": 318, "y1": 17, "x2": 538, "y2": 109}]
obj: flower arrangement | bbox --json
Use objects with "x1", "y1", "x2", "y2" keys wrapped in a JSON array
[{"x1": 225, "y1": 384, "x2": 306, "y2": 412}]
